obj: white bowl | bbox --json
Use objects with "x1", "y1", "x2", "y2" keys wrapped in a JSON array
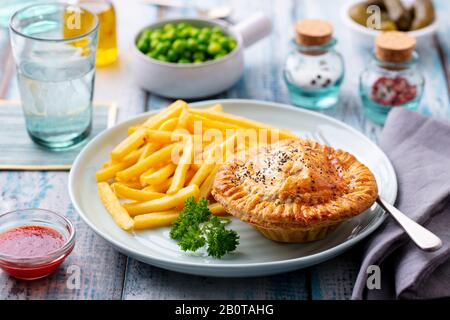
[
  {"x1": 340, "y1": 0, "x2": 437, "y2": 48},
  {"x1": 130, "y1": 14, "x2": 271, "y2": 99}
]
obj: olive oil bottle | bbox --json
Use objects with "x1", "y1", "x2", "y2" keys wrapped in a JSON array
[{"x1": 64, "y1": 0, "x2": 118, "y2": 66}]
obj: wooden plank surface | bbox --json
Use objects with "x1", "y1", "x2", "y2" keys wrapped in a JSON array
[{"x1": 0, "y1": 0, "x2": 449, "y2": 300}]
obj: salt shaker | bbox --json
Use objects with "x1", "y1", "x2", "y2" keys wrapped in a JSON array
[
  {"x1": 359, "y1": 31, "x2": 424, "y2": 124},
  {"x1": 284, "y1": 19, "x2": 345, "y2": 110}
]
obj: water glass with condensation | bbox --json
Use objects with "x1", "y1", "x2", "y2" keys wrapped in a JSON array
[{"x1": 9, "y1": 3, "x2": 99, "y2": 149}]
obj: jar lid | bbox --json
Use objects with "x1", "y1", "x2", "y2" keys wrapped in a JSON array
[
  {"x1": 295, "y1": 19, "x2": 333, "y2": 46},
  {"x1": 375, "y1": 31, "x2": 416, "y2": 63}
]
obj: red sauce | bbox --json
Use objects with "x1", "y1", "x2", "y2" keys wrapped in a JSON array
[
  {"x1": 0, "y1": 226, "x2": 70, "y2": 280},
  {"x1": 0, "y1": 226, "x2": 65, "y2": 258}
]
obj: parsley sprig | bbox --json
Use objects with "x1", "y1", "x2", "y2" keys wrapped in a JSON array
[{"x1": 170, "y1": 197, "x2": 239, "y2": 258}]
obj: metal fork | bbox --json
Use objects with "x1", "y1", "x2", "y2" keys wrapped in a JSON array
[{"x1": 303, "y1": 131, "x2": 442, "y2": 252}]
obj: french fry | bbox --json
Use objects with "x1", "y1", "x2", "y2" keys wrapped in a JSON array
[
  {"x1": 184, "y1": 168, "x2": 196, "y2": 186},
  {"x1": 177, "y1": 107, "x2": 190, "y2": 130},
  {"x1": 140, "y1": 166, "x2": 156, "y2": 178},
  {"x1": 189, "y1": 109, "x2": 297, "y2": 140},
  {"x1": 199, "y1": 164, "x2": 221, "y2": 199},
  {"x1": 116, "y1": 143, "x2": 178, "y2": 181},
  {"x1": 189, "y1": 109, "x2": 271, "y2": 128},
  {"x1": 143, "y1": 177, "x2": 173, "y2": 193},
  {"x1": 142, "y1": 100, "x2": 186, "y2": 128},
  {"x1": 112, "y1": 183, "x2": 165, "y2": 201},
  {"x1": 124, "y1": 185, "x2": 200, "y2": 216},
  {"x1": 205, "y1": 104, "x2": 223, "y2": 112},
  {"x1": 146, "y1": 130, "x2": 188, "y2": 144},
  {"x1": 102, "y1": 161, "x2": 113, "y2": 168},
  {"x1": 96, "y1": 162, "x2": 129, "y2": 182},
  {"x1": 111, "y1": 127, "x2": 147, "y2": 162},
  {"x1": 119, "y1": 180, "x2": 144, "y2": 189},
  {"x1": 158, "y1": 117, "x2": 179, "y2": 131},
  {"x1": 127, "y1": 115, "x2": 180, "y2": 135},
  {"x1": 140, "y1": 162, "x2": 176, "y2": 186},
  {"x1": 98, "y1": 182, "x2": 134, "y2": 231},
  {"x1": 127, "y1": 126, "x2": 139, "y2": 135},
  {"x1": 193, "y1": 133, "x2": 237, "y2": 170},
  {"x1": 133, "y1": 211, "x2": 180, "y2": 230},
  {"x1": 167, "y1": 136, "x2": 194, "y2": 194},
  {"x1": 138, "y1": 142, "x2": 159, "y2": 162},
  {"x1": 191, "y1": 105, "x2": 225, "y2": 116},
  {"x1": 189, "y1": 150, "x2": 216, "y2": 187},
  {"x1": 208, "y1": 202, "x2": 228, "y2": 216},
  {"x1": 96, "y1": 148, "x2": 143, "y2": 182},
  {"x1": 188, "y1": 113, "x2": 240, "y2": 132}
]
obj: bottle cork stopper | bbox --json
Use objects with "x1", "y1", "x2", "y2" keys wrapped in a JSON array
[
  {"x1": 375, "y1": 31, "x2": 416, "y2": 63},
  {"x1": 295, "y1": 19, "x2": 333, "y2": 46}
]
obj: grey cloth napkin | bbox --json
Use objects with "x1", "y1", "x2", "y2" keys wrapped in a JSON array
[{"x1": 352, "y1": 108, "x2": 450, "y2": 300}]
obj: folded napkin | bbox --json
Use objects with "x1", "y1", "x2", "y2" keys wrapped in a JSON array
[{"x1": 352, "y1": 108, "x2": 450, "y2": 299}]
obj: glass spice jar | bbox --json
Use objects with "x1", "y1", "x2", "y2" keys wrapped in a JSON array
[
  {"x1": 284, "y1": 19, "x2": 345, "y2": 110},
  {"x1": 359, "y1": 31, "x2": 424, "y2": 124}
]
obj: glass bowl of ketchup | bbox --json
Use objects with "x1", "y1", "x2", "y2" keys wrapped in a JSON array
[{"x1": 0, "y1": 209, "x2": 75, "y2": 280}]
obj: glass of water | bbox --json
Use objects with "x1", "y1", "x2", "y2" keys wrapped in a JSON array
[{"x1": 9, "y1": 3, "x2": 99, "y2": 149}]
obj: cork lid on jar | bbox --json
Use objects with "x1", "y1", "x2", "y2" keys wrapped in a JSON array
[
  {"x1": 375, "y1": 31, "x2": 416, "y2": 63},
  {"x1": 295, "y1": 19, "x2": 333, "y2": 46}
]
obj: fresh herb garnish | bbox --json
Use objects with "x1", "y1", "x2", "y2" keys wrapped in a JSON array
[{"x1": 170, "y1": 197, "x2": 239, "y2": 258}]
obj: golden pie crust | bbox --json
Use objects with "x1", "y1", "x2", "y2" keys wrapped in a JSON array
[{"x1": 212, "y1": 139, "x2": 378, "y2": 243}]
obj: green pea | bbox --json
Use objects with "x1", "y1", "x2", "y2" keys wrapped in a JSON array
[
  {"x1": 210, "y1": 33, "x2": 221, "y2": 42},
  {"x1": 207, "y1": 42, "x2": 222, "y2": 55},
  {"x1": 200, "y1": 27, "x2": 211, "y2": 35},
  {"x1": 150, "y1": 29, "x2": 162, "y2": 39},
  {"x1": 193, "y1": 51, "x2": 205, "y2": 61},
  {"x1": 178, "y1": 28, "x2": 190, "y2": 39},
  {"x1": 214, "y1": 50, "x2": 227, "y2": 59},
  {"x1": 172, "y1": 39, "x2": 187, "y2": 53},
  {"x1": 137, "y1": 32, "x2": 147, "y2": 42},
  {"x1": 218, "y1": 37, "x2": 229, "y2": 49},
  {"x1": 197, "y1": 44, "x2": 207, "y2": 52},
  {"x1": 228, "y1": 39, "x2": 237, "y2": 51},
  {"x1": 178, "y1": 58, "x2": 191, "y2": 64},
  {"x1": 157, "y1": 54, "x2": 169, "y2": 62},
  {"x1": 186, "y1": 38, "x2": 197, "y2": 50},
  {"x1": 163, "y1": 23, "x2": 175, "y2": 32},
  {"x1": 150, "y1": 38, "x2": 159, "y2": 50},
  {"x1": 142, "y1": 30, "x2": 152, "y2": 40},
  {"x1": 167, "y1": 49, "x2": 179, "y2": 62},
  {"x1": 181, "y1": 51, "x2": 192, "y2": 60},
  {"x1": 175, "y1": 22, "x2": 185, "y2": 29},
  {"x1": 155, "y1": 41, "x2": 170, "y2": 55},
  {"x1": 161, "y1": 29, "x2": 176, "y2": 41},
  {"x1": 147, "y1": 50, "x2": 158, "y2": 59},
  {"x1": 197, "y1": 33, "x2": 209, "y2": 44},
  {"x1": 212, "y1": 26, "x2": 223, "y2": 34},
  {"x1": 153, "y1": 28, "x2": 162, "y2": 33},
  {"x1": 190, "y1": 28, "x2": 200, "y2": 38},
  {"x1": 137, "y1": 38, "x2": 149, "y2": 53}
]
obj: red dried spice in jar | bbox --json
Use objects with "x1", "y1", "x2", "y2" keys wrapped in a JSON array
[
  {"x1": 371, "y1": 76, "x2": 417, "y2": 106},
  {"x1": 359, "y1": 31, "x2": 424, "y2": 124}
]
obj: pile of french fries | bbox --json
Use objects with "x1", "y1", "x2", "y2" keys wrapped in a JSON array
[{"x1": 96, "y1": 100, "x2": 297, "y2": 231}]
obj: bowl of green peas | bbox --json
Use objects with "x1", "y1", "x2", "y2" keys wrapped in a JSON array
[{"x1": 131, "y1": 14, "x2": 271, "y2": 98}]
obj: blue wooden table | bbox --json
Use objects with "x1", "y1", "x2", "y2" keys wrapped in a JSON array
[{"x1": 0, "y1": 0, "x2": 449, "y2": 300}]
